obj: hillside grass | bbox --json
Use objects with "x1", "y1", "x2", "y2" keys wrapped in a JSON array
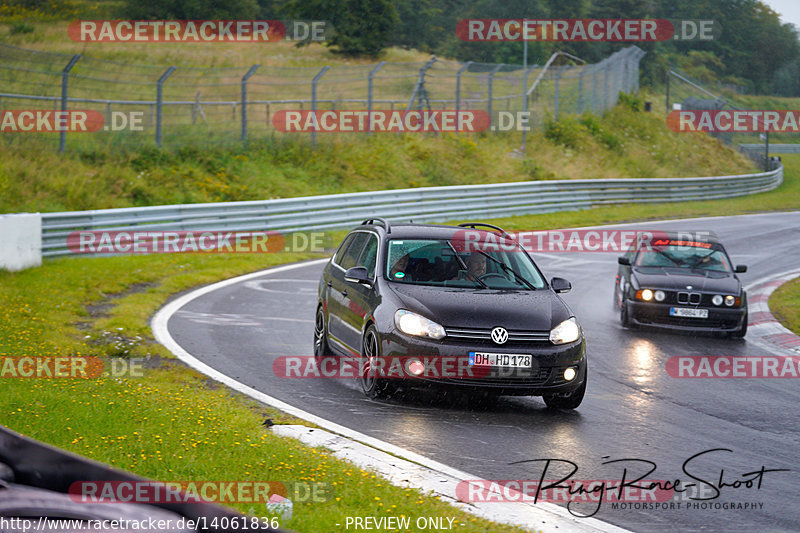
[{"x1": 1, "y1": 99, "x2": 756, "y2": 213}]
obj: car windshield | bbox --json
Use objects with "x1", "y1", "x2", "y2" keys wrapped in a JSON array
[
  {"x1": 385, "y1": 238, "x2": 546, "y2": 290},
  {"x1": 635, "y1": 242, "x2": 732, "y2": 272}
]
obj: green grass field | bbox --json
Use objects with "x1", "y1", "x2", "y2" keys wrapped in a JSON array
[{"x1": 769, "y1": 277, "x2": 800, "y2": 336}]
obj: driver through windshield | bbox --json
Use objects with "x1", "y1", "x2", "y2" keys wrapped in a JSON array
[{"x1": 385, "y1": 239, "x2": 546, "y2": 289}]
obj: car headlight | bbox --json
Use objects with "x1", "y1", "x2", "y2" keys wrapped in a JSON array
[
  {"x1": 636, "y1": 289, "x2": 654, "y2": 301},
  {"x1": 394, "y1": 310, "x2": 446, "y2": 340},
  {"x1": 712, "y1": 295, "x2": 723, "y2": 306},
  {"x1": 654, "y1": 290, "x2": 666, "y2": 302},
  {"x1": 550, "y1": 317, "x2": 581, "y2": 345},
  {"x1": 725, "y1": 295, "x2": 736, "y2": 307}
]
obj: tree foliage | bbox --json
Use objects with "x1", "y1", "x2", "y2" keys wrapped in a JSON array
[{"x1": 121, "y1": 0, "x2": 800, "y2": 94}]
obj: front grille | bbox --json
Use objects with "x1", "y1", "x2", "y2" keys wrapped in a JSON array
[
  {"x1": 677, "y1": 291, "x2": 701, "y2": 304},
  {"x1": 445, "y1": 327, "x2": 550, "y2": 343}
]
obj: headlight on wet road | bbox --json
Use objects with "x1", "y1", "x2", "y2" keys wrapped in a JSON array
[{"x1": 550, "y1": 317, "x2": 581, "y2": 345}]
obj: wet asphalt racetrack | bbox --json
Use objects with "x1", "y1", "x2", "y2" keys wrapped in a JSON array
[{"x1": 166, "y1": 212, "x2": 800, "y2": 532}]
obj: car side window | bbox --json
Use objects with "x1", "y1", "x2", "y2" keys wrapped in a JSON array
[
  {"x1": 338, "y1": 233, "x2": 369, "y2": 271},
  {"x1": 357, "y1": 235, "x2": 379, "y2": 278},
  {"x1": 332, "y1": 234, "x2": 356, "y2": 267}
]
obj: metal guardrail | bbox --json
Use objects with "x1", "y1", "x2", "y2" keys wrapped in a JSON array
[
  {"x1": 40, "y1": 165, "x2": 783, "y2": 257},
  {"x1": 740, "y1": 144, "x2": 800, "y2": 154}
]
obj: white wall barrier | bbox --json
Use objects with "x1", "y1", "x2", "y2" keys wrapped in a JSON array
[{"x1": 0, "y1": 213, "x2": 42, "y2": 271}]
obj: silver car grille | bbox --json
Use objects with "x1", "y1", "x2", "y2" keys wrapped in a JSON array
[{"x1": 445, "y1": 327, "x2": 550, "y2": 343}]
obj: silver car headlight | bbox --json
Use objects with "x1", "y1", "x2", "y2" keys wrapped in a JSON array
[
  {"x1": 394, "y1": 310, "x2": 446, "y2": 340},
  {"x1": 550, "y1": 317, "x2": 581, "y2": 345}
]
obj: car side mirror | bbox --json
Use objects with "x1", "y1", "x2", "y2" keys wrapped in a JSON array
[
  {"x1": 735, "y1": 265, "x2": 747, "y2": 273},
  {"x1": 618, "y1": 256, "x2": 631, "y2": 266},
  {"x1": 551, "y1": 277, "x2": 572, "y2": 293},
  {"x1": 344, "y1": 266, "x2": 372, "y2": 285}
]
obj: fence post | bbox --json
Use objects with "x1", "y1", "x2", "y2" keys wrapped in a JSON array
[
  {"x1": 603, "y1": 60, "x2": 609, "y2": 112},
  {"x1": 367, "y1": 61, "x2": 385, "y2": 135},
  {"x1": 487, "y1": 63, "x2": 503, "y2": 126},
  {"x1": 156, "y1": 66, "x2": 176, "y2": 148},
  {"x1": 311, "y1": 66, "x2": 330, "y2": 148},
  {"x1": 554, "y1": 66, "x2": 564, "y2": 121},
  {"x1": 578, "y1": 66, "x2": 585, "y2": 114},
  {"x1": 455, "y1": 61, "x2": 473, "y2": 113},
  {"x1": 59, "y1": 54, "x2": 81, "y2": 153},
  {"x1": 241, "y1": 64, "x2": 260, "y2": 144},
  {"x1": 665, "y1": 70, "x2": 670, "y2": 114},
  {"x1": 406, "y1": 57, "x2": 437, "y2": 111}
]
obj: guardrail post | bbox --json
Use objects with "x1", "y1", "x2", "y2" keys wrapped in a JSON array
[
  {"x1": 487, "y1": 63, "x2": 504, "y2": 127},
  {"x1": 311, "y1": 66, "x2": 330, "y2": 148},
  {"x1": 59, "y1": 54, "x2": 81, "y2": 153},
  {"x1": 367, "y1": 61, "x2": 385, "y2": 135},
  {"x1": 455, "y1": 61, "x2": 473, "y2": 113},
  {"x1": 241, "y1": 64, "x2": 260, "y2": 144},
  {"x1": 156, "y1": 66, "x2": 176, "y2": 148}
]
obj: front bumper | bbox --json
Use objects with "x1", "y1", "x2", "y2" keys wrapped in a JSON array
[
  {"x1": 380, "y1": 329, "x2": 587, "y2": 396},
  {"x1": 626, "y1": 300, "x2": 746, "y2": 332}
]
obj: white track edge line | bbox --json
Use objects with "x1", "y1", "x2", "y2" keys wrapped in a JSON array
[{"x1": 151, "y1": 258, "x2": 629, "y2": 533}]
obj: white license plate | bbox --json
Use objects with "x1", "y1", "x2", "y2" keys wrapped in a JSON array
[
  {"x1": 469, "y1": 352, "x2": 531, "y2": 368},
  {"x1": 670, "y1": 307, "x2": 708, "y2": 318}
]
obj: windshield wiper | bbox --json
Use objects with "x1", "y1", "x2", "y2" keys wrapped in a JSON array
[
  {"x1": 475, "y1": 250, "x2": 537, "y2": 290},
  {"x1": 446, "y1": 241, "x2": 488, "y2": 288}
]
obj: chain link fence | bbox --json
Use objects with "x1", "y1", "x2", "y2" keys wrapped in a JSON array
[
  {"x1": 666, "y1": 68, "x2": 790, "y2": 170},
  {"x1": 0, "y1": 43, "x2": 645, "y2": 152}
]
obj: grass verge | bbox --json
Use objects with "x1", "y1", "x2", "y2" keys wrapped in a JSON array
[
  {"x1": 769, "y1": 277, "x2": 800, "y2": 336},
  {"x1": 0, "y1": 252, "x2": 530, "y2": 532}
]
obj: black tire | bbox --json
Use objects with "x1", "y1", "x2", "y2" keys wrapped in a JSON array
[
  {"x1": 360, "y1": 325, "x2": 397, "y2": 399},
  {"x1": 543, "y1": 372, "x2": 586, "y2": 410},
  {"x1": 730, "y1": 312, "x2": 748, "y2": 338},
  {"x1": 314, "y1": 305, "x2": 334, "y2": 359},
  {"x1": 620, "y1": 299, "x2": 634, "y2": 328}
]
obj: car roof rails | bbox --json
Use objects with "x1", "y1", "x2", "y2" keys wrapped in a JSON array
[
  {"x1": 458, "y1": 222, "x2": 512, "y2": 239},
  {"x1": 362, "y1": 217, "x2": 391, "y2": 234}
]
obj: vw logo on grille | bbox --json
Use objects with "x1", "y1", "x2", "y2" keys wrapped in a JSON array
[{"x1": 491, "y1": 327, "x2": 509, "y2": 345}]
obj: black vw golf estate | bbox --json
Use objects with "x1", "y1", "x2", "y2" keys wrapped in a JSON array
[{"x1": 315, "y1": 219, "x2": 587, "y2": 409}]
